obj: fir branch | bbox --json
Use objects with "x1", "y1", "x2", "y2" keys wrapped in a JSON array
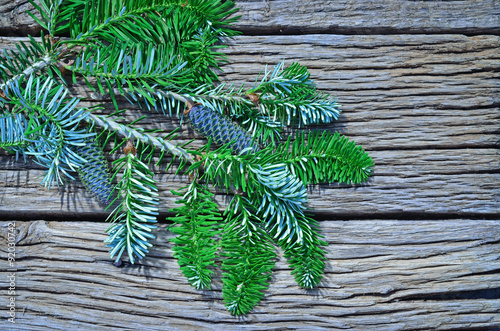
[
  {"x1": 61, "y1": 0, "x2": 164, "y2": 44},
  {"x1": 191, "y1": 144, "x2": 257, "y2": 192},
  {"x1": 0, "y1": 35, "x2": 68, "y2": 91},
  {"x1": 3, "y1": 76, "x2": 92, "y2": 188},
  {"x1": 71, "y1": 43, "x2": 182, "y2": 85},
  {"x1": 116, "y1": 82, "x2": 250, "y2": 120},
  {"x1": 249, "y1": 62, "x2": 341, "y2": 127},
  {"x1": 259, "y1": 88, "x2": 340, "y2": 127},
  {"x1": 128, "y1": 88, "x2": 189, "y2": 117},
  {"x1": 175, "y1": 24, "x2": 230, "y2": 84},
  {"x1": 189, "y1": 83, "x2": 251, "y2": 116},
  {"x1": 281, "y1": 228, "x2": 327, "y2": 289},
  {"x1": 239, "y1": 112, "x2": 283, "y2": 146},
  {"x1": 60, "y1": 0, "x2": 238, "y2": 44},
  {"x1": 168, "y1": 181, "x2": 222, "y2": 290},
  {"x1": 27, "y1": 0, "x2": 63, "y2": 37},
  {"x1": 0, "y1": 113, "x2": 30, "y2": 162},
  {"x1": 0, "y1": 54, "x2": 52, "y2": 91},
  {"x1": 70, "y1": 42, "x2": 190, "y2": 111},
  {"x1": 221, "y1": 195, "x2": 276, "y2": 316},
  {"x1": 195, "y1": 148, "x2": 314, "y2": 246},
  {"x1": 0, "y1": 0, "x2": 376, "y2": 316},
  {"x1": 248, "y1": 62, "x2": 314, "y2": 96},
  {"x1": 57, "y1": 0, "x2": 238, "y2": 84},
  {"x1": 90, "y1": 86, "x2": 190, "y2": 118},
  {"x1": 105, "y1": 147, "x2": 159, "y2": 264},
  {"x1": 179, "y1": 0, "x2": 240, "y2": 33},
  {"x1": 274, "y1": 131, "x2": 374, "y2": 185},
  {"x1": 0, "y1": 113, "x2": 29, "y2": 149},
  {"x1": 0, "y1": 36, "x2": 53, "y2": 90},
  {"x1": 248, "y1": 163, "x2": 311, "y2": 245}
]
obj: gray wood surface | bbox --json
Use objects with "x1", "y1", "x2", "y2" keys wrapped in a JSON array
[
  {"x1": 1, "y1": 220, "x2": 499, "y2": 330},
  {"x1": 0, "y1": 34, "x2": 498, "y2": 218},
  {"x1": 233, "y1": 0, "x2": 500, "y2": 35},
  {"x1": 0, "y1": 0, "x2": 499, "y2": 329},
  {"x1": 1, "y1": 0, "x2": 499, "y2": 35}
]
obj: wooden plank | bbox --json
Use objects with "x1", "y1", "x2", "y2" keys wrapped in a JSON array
[
  {"x1": 221, "y1": 34, "x2": 500, "y2": 149},
  {"x1": 1, "y1": 0, "x2": 499, "y2": 35},
  {"x1": 0, "y1": 155, "x2": 499, "y2": 217},
  {"x1": 233, "y1": 0, "x2": 500, "y2": 35},
  {"x1": 1, "y1": 219, "x2": 499, "y2": 329},
  {"x1": 0, "y1": 33, "x2": 498, "y2": 217},
  {"x1": 3, "y1": 34, "x2": 498, "y2": 149}
]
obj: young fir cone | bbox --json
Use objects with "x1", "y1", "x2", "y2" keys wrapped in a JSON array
[
  {"x1": 188, "y1": 105, "x2": 259, "y2": 155},
  {"x1": 75, "y1": 137, "x2": 114, "y2": 205}
]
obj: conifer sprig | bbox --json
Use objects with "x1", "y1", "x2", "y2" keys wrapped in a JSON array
[
  {"x1": 168, "y1": 181, "x2": 222, "y2": 290},
  {"x1": 221, "y1": 195, "x2": 276, "y2": 316},
  {"x1": 0, "y1": 35, "x2": 64, "y2": 91},
  {"x1": 58, "y1": 0, "x2": 239, "y2": 44},
  {"x1": 0, "y1": 0, "x2": 374, "y2": 316},
  {"x1": 105, "y1": 143, "x2": 159, "y2": 264},
  {"x1": 249, "y1": 163, "x2": 310, "y2": 244},
  {"x1": 2, "y1": 76, "x2": 92, "y2": 187},
  {"x1": 70, "y1": 43, "x2": 190, "y2": 111},
  {"x1": 282, "y1": 230, "x2": 327, "y2": 289},
  {"x1": 87, "y1": 113, "x2": 194, "y2": 166},
  {"x1": 249, "y1": 62, "x2": 341, "y2": 127},
  {"x1": 273, "y1": 131, "x2": 374, "y2": 185},
  {"x1": 27, "y1": 0, "x2": 63, "y2": 37}
]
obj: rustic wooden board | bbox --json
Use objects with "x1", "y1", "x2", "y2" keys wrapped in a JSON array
[
  {"x1": 232, "y1": 0, "x2": 500, "y2": 35},
  {"x1": 1, "y1": 0, "x2": 500, "y2": 35},
  {"x1": 0, "y1": 34, "x2": 498, "y2": 218},
  {"x1": 1, "y1": 219, "x2": 499, "y2": 330},
  {"x1": 1, "y1": 159, "x2": 499, "y2": 219}
]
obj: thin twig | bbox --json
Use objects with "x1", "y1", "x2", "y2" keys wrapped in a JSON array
[
  {"x1": 87, "y1": 113, "x2": 195, "y2": 164},
  {"x1": 0, "y1": 55, "x2": 53, "y2": 91}
]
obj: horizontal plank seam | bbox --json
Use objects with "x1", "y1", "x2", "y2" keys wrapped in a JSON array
[
  {"x1": 2, "y1": 28, "x2": 500, "y2": 41},
  {"x1": 1, "y1": 211, "x2": 499, "y2": 222},
  {"x1": 234, "y1": 27, "x2": 500, "y2": 37},
  {"x1": 391, "y1": 287, "x2": 500, "y2": 302}
]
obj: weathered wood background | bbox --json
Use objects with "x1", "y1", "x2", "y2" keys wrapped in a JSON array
[{"x1": 1, "y1": 0, "x2": 499, "y2": 329}]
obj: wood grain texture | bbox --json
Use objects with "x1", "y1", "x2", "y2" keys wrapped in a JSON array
[
  {"x1": 234, "y1": 0, "x2": 500, "y2": 35},
  {"x1": 1, "y1": 157, "x2": 499, "y2": 218},
  {"x1": 1, "y1": 1, "x2": 499, "y2": 329},
  {"x1": 1, "y1": 220, "x2": 499, "y2": 330},
  {"x1": 1, "y1": 0, "x2": 499, "y2": 35},
  {"x1": 0, "y1": 0, "x2": 40, "y2": 35},
  {"x1": 0, "y1": 34, "x2": 498, "y2": 218}
]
